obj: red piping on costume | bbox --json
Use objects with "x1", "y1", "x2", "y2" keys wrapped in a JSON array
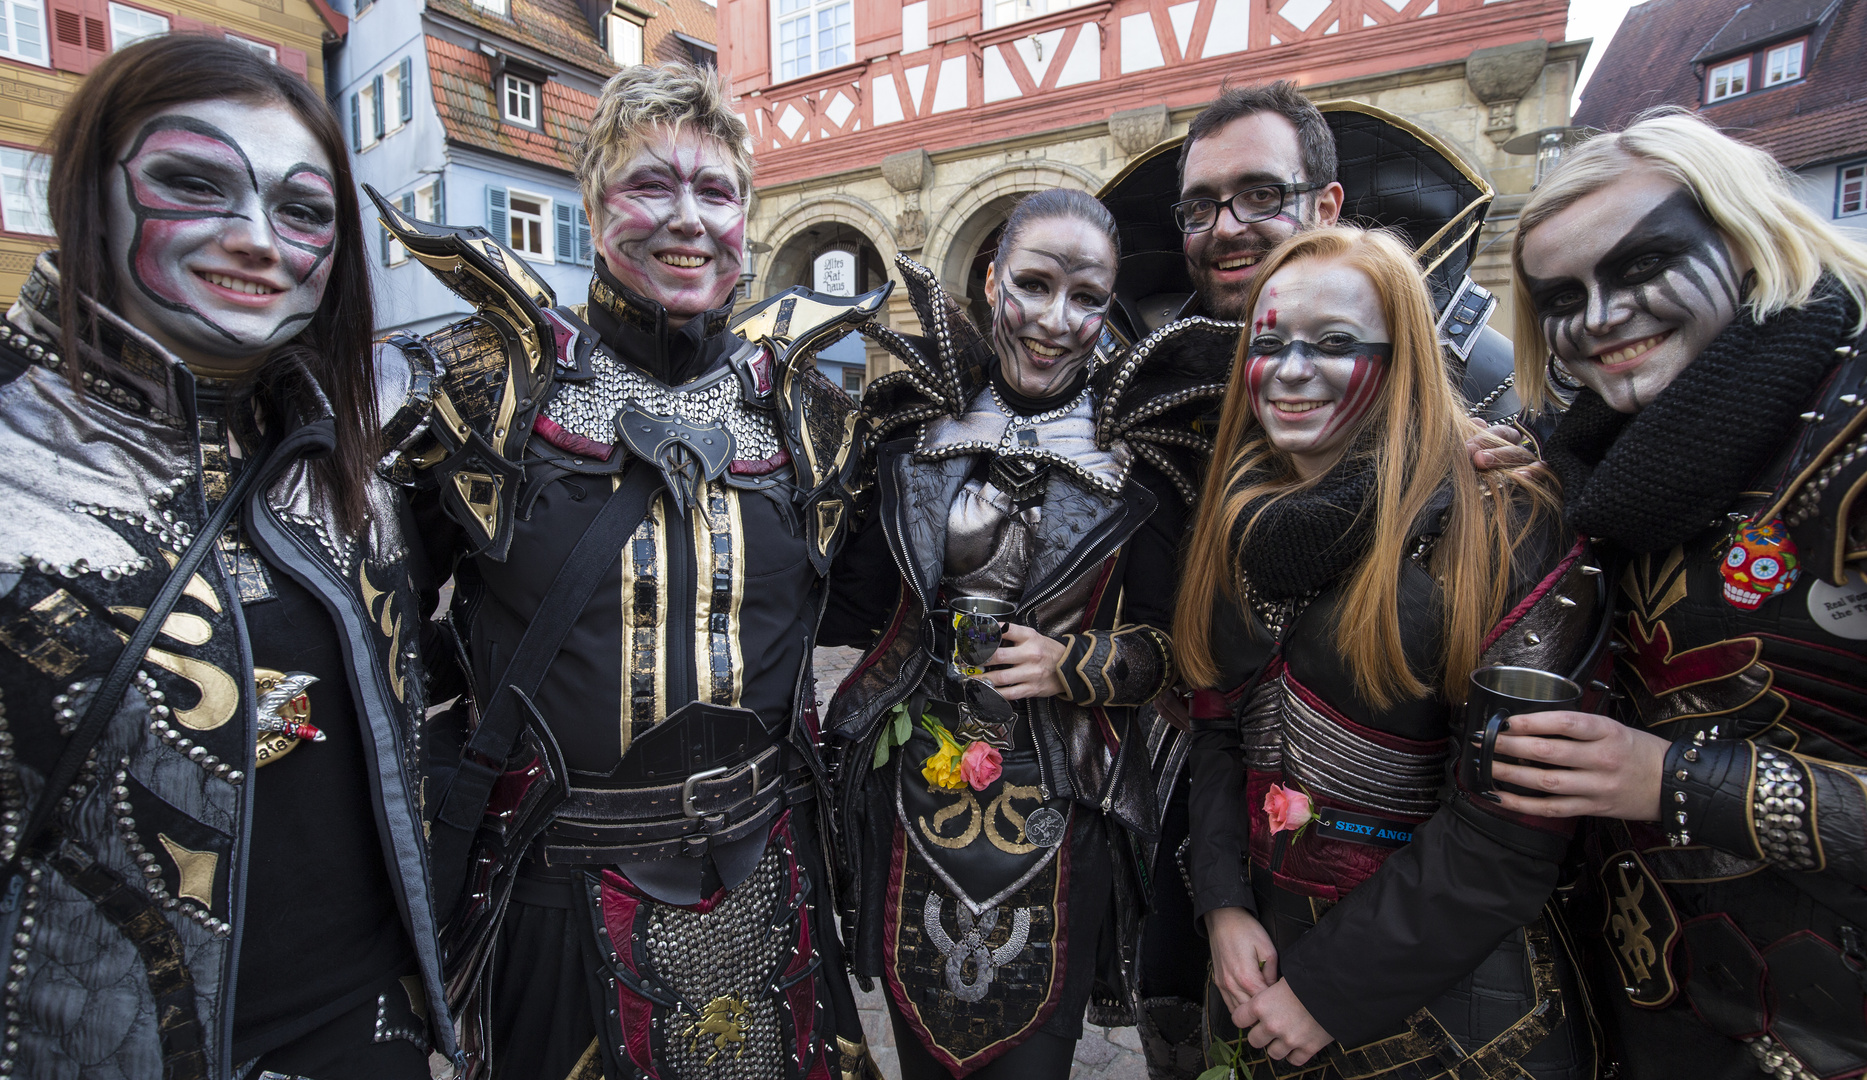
[
  {"x1": 729, "y1": 447, "x2": 792, "y2": 475},
  {"x1": 598, "y1": 872, "x2": 661, "y2": 1079},
  {"x1": 1480, "y1": 537, "x2": 1586, "y2": 654},
  {"x1": 533, "y1": 414, "x2": 615, "y2": 462}
]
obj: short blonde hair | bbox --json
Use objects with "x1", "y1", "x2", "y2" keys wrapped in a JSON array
[
  {"x1": 1511, "y1": 108, "x2": 1867, "y2": 412},
  {"x1": 576, "y1": 62, "x2": 753, "y2": 222}
]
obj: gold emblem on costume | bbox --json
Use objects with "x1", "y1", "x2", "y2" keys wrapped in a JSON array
[
  {"x1": 682, "y1": 996, "x2": 749, "y2": 1064},
  {"x1": 1609, "y1": 863, "x2": 1658, "y2": 982},
  {"x1": 157, "y1": 833, "x2": 218, "y2": 908},
  {"x1": 254, "y1": 667, "x2": 321, "y2": 767},
  {"x1": 917, "y1": 783, "x2": 1047, "y2": 854}
]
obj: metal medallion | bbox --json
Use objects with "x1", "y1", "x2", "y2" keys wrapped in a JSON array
[{"x1": 1023, "y1": 806, "x2": 1065, "y2": 848}]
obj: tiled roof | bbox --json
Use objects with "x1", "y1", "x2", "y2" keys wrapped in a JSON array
[
  {"x1": 1575, "y1": 0, "x2": 1867, "y2": 169},
  {"x1": 647, "y1": 0, "x2": 717, "y2": 64},
  {"x1": 426, "y1": 0, "x2": 618, "y2": 78},
  {"x1": 1696, "y1": 0, "x2": 1834, "y2": 62},
  {"x1": 427, "y1": 35, "x2": 599, "y2": 173}
]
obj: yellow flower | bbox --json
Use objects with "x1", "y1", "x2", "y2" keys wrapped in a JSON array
[{"x1": 921, "y1": 728, "x2": 966, "y2": 791}]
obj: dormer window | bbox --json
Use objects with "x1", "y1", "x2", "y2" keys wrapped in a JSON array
[
  {"x1": 503, "y1": 74, "x2": 537, "y2": 126},
  {"x1": 1765, "y1": 40, "x2": 1805, "y2": 87},
  {"x1": 1707, "y1": 56, "x2": 1749, "y2": 103},
  {"x1": 472, "y1": 0, "x2": 508, "y2": 15}
]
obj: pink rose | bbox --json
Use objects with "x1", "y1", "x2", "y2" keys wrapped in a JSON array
[
  {"x1": 960, "y1": 741, "x2": 1003, "y2": 791},
  {"x1": 1263, "y1": 783, "x2": 1313, "y2": 835}
]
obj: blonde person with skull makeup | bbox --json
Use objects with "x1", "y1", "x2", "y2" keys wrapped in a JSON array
[
  {"x1": 0, "y1": 35, "x2": 458, "y2": 1080},
  {"x1": 373, "y1": 62, "x2": 889, "y2": 1080},
  {"x1": 1489, "y1": 111, "x2": 1867, "y2": 1080},
  {"x1": 1172, "y1": 226, "x2": 1601, "y2": 1079},
  {"x1": 818, "y1": 189, "x2": 1218, "y2": 1079}
]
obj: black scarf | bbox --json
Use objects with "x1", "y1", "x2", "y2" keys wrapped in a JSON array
[
  {"x1": 1545, "y1": 284, "x2": 1857, "y2": 552},
  {"x1": 1232, "y1": 448, "x2": 1378, "y2": 599},
  {"x1": 586, "y1": 257, "x2": 736, "y2": 386}
]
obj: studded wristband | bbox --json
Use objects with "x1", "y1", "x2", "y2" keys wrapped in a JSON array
[
  {"x1": 1659, "y1": 733, "x2": 1755, "y2": 854},
  {"x1": 1752, "y1": 748, "x2": 1819, "y2": 871}
]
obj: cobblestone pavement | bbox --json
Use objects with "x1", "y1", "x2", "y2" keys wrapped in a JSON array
[{"x1": 814, "y1": 647, "x2": 1150, "y2": 1080}]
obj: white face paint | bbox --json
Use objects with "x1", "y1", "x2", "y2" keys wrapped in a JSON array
[
  {"x1": 105, "y1": 99, "x2": 337, "y2": 377},
  {"x1": 1244, "y1": 256, "x2": 1391, "y2": 480},
  {"x1": 589, "y1": 126, "x2": 746, "y2": 327},
  {"x1": 1519, "y1": 166, "x2": 1749, "y2": 414},
  {"x1": 984, "y1": 215, "x2": 1116, "y2": 399}
]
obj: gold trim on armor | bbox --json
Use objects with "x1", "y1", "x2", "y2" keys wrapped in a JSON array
[
  {"x1": 620, "y1": 489, "x2": 668, "y2": 753},
  {"x1": 693, "y1": 482, "x2": 745, "y2": 707}
]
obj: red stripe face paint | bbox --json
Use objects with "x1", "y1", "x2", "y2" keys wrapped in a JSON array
[
  {"x1": 1244, "y1": 255, "x2": 1393, "y2": 479},
  {"x1": 106, "y1": 101, "x2": 336, "y2": 374},
  {"x1": 592, "y1": 126, "x2": 745, "y2": 326}
]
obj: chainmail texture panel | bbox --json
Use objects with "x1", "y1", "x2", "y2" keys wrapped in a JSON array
[{"x1": 547, "y1": 349, "x2": 784, "y2": 465}]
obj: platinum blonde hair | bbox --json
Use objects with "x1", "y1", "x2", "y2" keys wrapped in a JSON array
[
  {"x1": 576, "y1": 62, "x2": 753, "y2": 224},
  {"x1": 1511, "y1": 107, "x2": 1867, "y2": 412}
]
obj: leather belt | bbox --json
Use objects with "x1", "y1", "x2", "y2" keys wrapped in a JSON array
[{"x1": 536, "y1": 745, "x2": 813, "y2": 866}]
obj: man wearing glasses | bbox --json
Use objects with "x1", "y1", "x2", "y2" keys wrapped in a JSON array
[{"x1": 1173, "y1": 82, "x2": 1344, "y2": 321}]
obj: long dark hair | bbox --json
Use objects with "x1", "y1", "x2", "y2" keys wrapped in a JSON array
[{"x1": 47, "y1": 35, "x2": 378, "y2": 532}]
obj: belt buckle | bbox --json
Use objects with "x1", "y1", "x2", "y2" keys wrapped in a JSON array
[{"x1": 681, "y1": 766, "x2": 730, "y2": 818}]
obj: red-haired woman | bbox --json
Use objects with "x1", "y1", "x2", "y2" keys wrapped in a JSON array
[{"x1": 1175, "y1": 225, "x2": 1595, "y2": 1078}]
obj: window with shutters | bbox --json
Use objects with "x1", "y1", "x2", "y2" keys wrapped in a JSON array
[
  {"x1": 0, "y1": 147, "x2": 50, "y2": 235},
  {"x1": 397, "y1": 55, "x2": 414, "y2": 124},
  {"x1": 774, "y1": 0, "x2": 849, "y2": 81},
  {"x1": 505, "y1": 188, "x2": 551, "y2": 260},
  {"x1": 417, "y1": 177, "x2": 443, "y2": 225},
  {"x1": 554, "y1": 201, "x2": 593, "y2": 265},
  {"x1": 383, "y1": 64, "x2": 404, "y2": 134},
  {"x1": 1839, "y1": 163, "x2": 1866, "y2": 219},
  {"x1": 226, "y1": 32, "x2": 276, "y2": 62},
  {"x1": 502, "y1": 75, "x2": 537, "y2": 126},
  {"x1": 106, "y1": 2, "x2": 162, "y2": 48},
  {"x1": 357, "y1": 80, "x2": 378, "y2": 149},
  {"x1": 384, "y1": 191, "x2": 414, "y2": 266},
  {"x1": 606, "y1": 12, "x2": 642, "y2": 66}
]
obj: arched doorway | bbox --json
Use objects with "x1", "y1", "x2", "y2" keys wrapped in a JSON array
[
  {"x1": 766, "y1": 222, "x2": 888, "y2": 394},
  {"x1": 939, "y1": 193, "x2": 1023, "y2": 331}
]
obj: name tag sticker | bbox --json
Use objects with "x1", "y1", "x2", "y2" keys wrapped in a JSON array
[{"x1": 1807, "y1": 568, "x2": 1867, "y2": 640}]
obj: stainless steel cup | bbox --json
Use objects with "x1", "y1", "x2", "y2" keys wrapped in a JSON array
[
  {"x1": 1460, "y1": 665, "x2": 1583, "y2": 799},
  {"x1": 951, "y1": 595, "x2": 1016, "y2": 678}
]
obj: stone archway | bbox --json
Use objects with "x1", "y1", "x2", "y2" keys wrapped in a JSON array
[
  {"x1": 922, "y1": 159, "x2": 1104, "y2": 292},
  {"x1": 759, "y1": 193, "x2": 899, "y2": 300}
]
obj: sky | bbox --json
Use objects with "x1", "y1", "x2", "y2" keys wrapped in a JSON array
[{"x1": 1568, "y1": 0, "x2": 1642, "y2": 111}]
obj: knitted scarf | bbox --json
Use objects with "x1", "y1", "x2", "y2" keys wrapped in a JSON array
[
  {"x1": 1231, "y1": 447, "x2": 1378, "y2": 599},
  {"x1": 1545, "y1": 284, "x2": 1856, "y2": 553}
]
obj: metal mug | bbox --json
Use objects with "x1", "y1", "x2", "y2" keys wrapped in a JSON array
[
  {"x1": 950, "y1": 595, "x2": 1016, "y2": 678},
  {"x1": 1460, "y1": 665, "x2": 1583, "y2": 800}
]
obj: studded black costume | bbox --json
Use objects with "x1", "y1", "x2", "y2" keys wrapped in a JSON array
[
  {"x1": 372, "y1": 196, "x2": 886, "y2": 1080},
  {"x1": 819, "y1": 256, "x2": 1226, "y2": 1077}
]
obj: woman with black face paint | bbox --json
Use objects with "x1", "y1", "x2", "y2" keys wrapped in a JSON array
[
  {"x1": 1496, "y1": 110, "x2": 1867, "y2": 1080},
  {"x1": 0, "y1": 36, "x2": 455, "y2": 1079},
  {"x1": 1172, "y1": 225, "x2": 1597, "y2": 1079},
  {"x1": 819, "y1": 189, "x2": 1228, "y2": 1079}
]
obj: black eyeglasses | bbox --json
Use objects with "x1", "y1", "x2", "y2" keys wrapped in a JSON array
[{"x1": 1172, "y1": 182, "x2": 1323, "y2": 233}]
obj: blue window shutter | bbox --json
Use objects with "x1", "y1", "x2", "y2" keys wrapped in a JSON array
[
  {"x1": 575, "y1": 205, "x2": 593, "y2": 266},
  {"x1": 350, "y1": 93, "x2": 360, "y2": 149},
  {"x1": 399, "y1": 56, "x2": 413, "y2": 123},
  {"x1": 372, "y1": 74, "x2": 386, "y2": 139},
  {"x1": 381, "y1": 223, "x2": 391, "y2": 266},
  {"x1": 401, "y1": 191, "x2": 416, "y2": 217},
  {"x1": 433, "y1": 176, "x2": 445, "y2": 224},
  {"x1": 486, "y1": 186, "x2": 508, "y2": 243},
  {"x1": 554, "y1": 201, "x2": 574, "y2": 262}
]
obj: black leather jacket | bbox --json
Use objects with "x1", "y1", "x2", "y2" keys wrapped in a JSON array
[{"x1": 0, "y1": 254, "x2": 456, "y2": 1079}]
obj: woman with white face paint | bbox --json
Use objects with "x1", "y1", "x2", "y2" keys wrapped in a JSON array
[
  {"x1": 820, "y1": 190, "x2": 1229, "y2": 1079},
  {"x1": 1172, "y1": 226, "x2": 1595, "y2": 1079},
  {"x1": 0, "y1": 36, "x2": 455, "y2": 1080},
  {"x1": 1494, "y1": 111, "x2": 1867, "y2": 1080}
]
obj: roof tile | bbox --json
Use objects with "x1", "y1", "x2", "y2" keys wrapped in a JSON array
[{"x1": 426, "y1": 0, "x2": 618, "y2": 78}]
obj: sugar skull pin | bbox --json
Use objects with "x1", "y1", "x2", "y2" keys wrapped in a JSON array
[{"x1": 1721, "y1": 518, "x2": 1800, "y2": 611}]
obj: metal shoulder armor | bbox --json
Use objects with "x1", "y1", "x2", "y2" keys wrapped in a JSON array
[
  {"x1": 368, "y1": 184, "x2": 564, "y2": 559},
  {"x1": 1758, "y1": 332, "x2": 1867, "y2": 583},
  {"x1": 731, "y1": 282, "x2": 892, "y2": 570}
]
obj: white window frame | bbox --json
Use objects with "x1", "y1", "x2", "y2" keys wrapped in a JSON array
[
  {"x1": 506, "y1": 188, "x2": 553, "y2": 262},
  {"x1": 1707, "y1": 56, "x2": 1749, "y2": 103},
  {"x1": 0, "y1": 0, "x2": 47, "y2": 66},
  {"x1": 773, "y1": 0, "x2": 850, "y2": 82},
  {"x1": 1839, "y1": 162, "x2": 1866, "y2": 219},
  {"x1": 472, "y1": 0, "x2": 508, "y2": 16},
  {"x1": 107, "y1": 2, "x2": 165, "y2": 49},
  {"x1": 383, "y1": 64, "x2": 403, "y2": 134},
  {"x1": 226, "y1": 33, "x2": 277, "y2": 62},
  {"x1": 0, "y1": 147, "x2": 50, "y2": 236},
  {"x1": 607, "y1": 11, "x2": 643, "y2": 66},
  {"x1": 357, "y1": 79, "x2": 379, "y2": 148},
  {"x1": 502, "y1": 74, "x2": 537, "y2": 127},
  {"x1": 987, "y1": 0, "x2": 1088, "y2": 29},
  {"x1": 1765, "y1": 40, "x2": 1805, "y2": 87},
  {"x1": 416, "y1": 178, "x2": 443, "y2": 224}
]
